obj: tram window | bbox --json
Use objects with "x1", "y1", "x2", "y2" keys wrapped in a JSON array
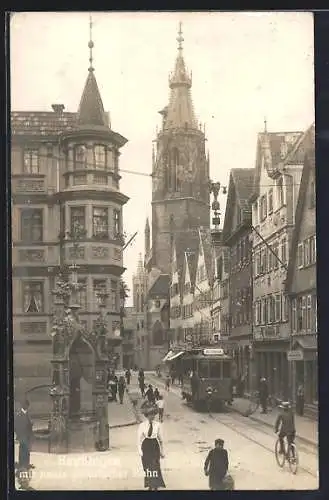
[
  {"x1": 222, "y1": 361, "x2": 231, "y2": 378},
  {"x1": 198, "y1": 360, "x2": 209, "y2": 378},
  {"x1": 209, "y1": 361, "x2": 221, "y2": 378}
]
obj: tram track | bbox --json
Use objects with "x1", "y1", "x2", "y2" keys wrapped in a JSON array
[{"x1": 145, "y1": 374, "x2": 318, "y2": 479}]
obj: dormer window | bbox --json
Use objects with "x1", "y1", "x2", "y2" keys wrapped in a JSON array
[
  {"x1": 74, "y1": 145, "x2": 87, "y2": 169},
  {"x1": 94, "y1": 145, "x2": 106, "y2": 169}
]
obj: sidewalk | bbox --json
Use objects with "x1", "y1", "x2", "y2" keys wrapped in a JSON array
[
  {"x1": 228, "y1": 397, "x2": 318, "y2": 448},
  {"x1": 108, "y1": 389, "x2": 137, "y2": 429}
]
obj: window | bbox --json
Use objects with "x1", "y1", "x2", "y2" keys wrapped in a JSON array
[
  {"x1": 301, "y1": 296, "x2": 307, "y2": 330},
  {"x1": 268, "y1": 245, "x2": 273, "y2": 272},
  {"x1": 22, "y1": 281, "x2": 44, "y2": 313},
  {"x1": 77, "y1": 279, "x2": 87, "y2": 310},
  {"x1": 268, "y1": 296, "x2": 275, "y2": 323},
  {"x1": 92, "y1": 207, "x2": 108, "y2": 239},
  {"x1": 23, "y1": 149, "x2": 39, "y2": 174},
  {"x1": 21, "y1": 209, "x2": 43, "y2": 242},
  {"x1": 216, "y1": 257, "x2": 223, "y2": 281},
  {"x1": 282, "y1": 295, "x2": 289, "y2": 322},
  {"x1": 255, "y1": 251, "x2": 261, "y2": 276},
  {"x1": 275, "y1": 294, "x2": 281, "y2": 323},
  {"x1": 197, "y1": 360, "x2": 209, "y2": 378},
  {"x1": 310, "y1": 235, "x2": 316, "y2": 264},
  {"x1": 262, "y1": 298, "x2": 268, "y2": 325},
  {"x1": 292, "y1": 298, "x2": 297, "y2": 333},
  {"x1": 277, "y1": 177, "x2": 284, "y2": 206},
  {"x1": 309, "y1": 179, "x2": 316, "y2": 208},
  {"x1": 111, "y1": 280, "x2": 118, "y2": 312},
  {"x1": 70, "y1": 207, "x2": 86, "y2": 233},
  {"x1": 237, "y1": 208, "x2": 242, "y2": 226},
  {"x1": 94, "y1": 145, "x2": 106, "y2": 169},
  {"x1": 272, "y1": 241, "x2": 279, "y2": 270},
  {"x1": 297, "y1": 243, "x2": 304, "y2": 268},
  {"x1": 255, "y1": 300, "x2": 262, "y2": 326},
  {"x1": 304, "y1": 239, "x2": 310, "y2": 267},
  {"x1": 74, "y1": 145, "x2": 87, "y2": 169},
  {"x1": 297, "y1": 297, "x2": 302, "y2": 331},
  {"x1": 253, "y1": 201, "x2": 258, "y2": 225},
  {"x1": 113, "y1": 209, "x2": 121, "y2": 237},
  {"x1": 281, "y1": 237, "x2": 287, "y2": 266},
  {"x1": 268, "y1": 189, "x2": 273, "y2": 214},
  {"x1": 306, "y1": 295, "x2": 312, "y2": 331},
  {"x1": 260, "y1": 248, "x2": 267, "y2": 274},
  {"x1": 93, "y1": 279, "x2": 106, "y2": 307},
  {"x1": 260, "y1": 195, "x2": 267, "y2": 221},
  {"x1": 209, "y1": 361, "x2": 221, "y2": 378},
  {"x1": 312, "y1": 295, "x2": 317, "y2": 332}
]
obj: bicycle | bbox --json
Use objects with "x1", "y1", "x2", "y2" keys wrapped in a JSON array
[
  {"x1": 246, "y1": 392, "x2": 279, "y2": 416},
  {"x1": 275, "y1": 436, "x2": 299, "y2": 474}
]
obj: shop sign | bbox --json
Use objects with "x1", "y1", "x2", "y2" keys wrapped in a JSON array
[{"x1": 287, "y1": 350, "x2": 303, "y2": 361}]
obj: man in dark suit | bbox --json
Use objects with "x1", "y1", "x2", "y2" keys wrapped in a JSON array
[
  {"x1": 15, "y1": 400, "x2": 34, "y2": 470},
  {"x1": 204, "y1": 438, "x2": 229, "y2": 490}
]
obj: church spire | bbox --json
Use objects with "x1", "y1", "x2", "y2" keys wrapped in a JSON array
[
  {"x1": 164, "y1": 22, "x2": 198, "y2": 130},
  {"x1": 262, "y1": 116, "x2": 272, "y2": 169},
  {"x1": 77, "y1": 16, "x2": 107, "y2": 127}
]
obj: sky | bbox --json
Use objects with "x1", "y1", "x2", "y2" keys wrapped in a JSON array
[{"x1": 10, "y1": 11, "x2": 314, "y2": 306}]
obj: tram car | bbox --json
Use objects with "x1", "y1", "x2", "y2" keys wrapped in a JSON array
[{"x1": 181, "y1": 347, "x2": 233, "y2": 410}]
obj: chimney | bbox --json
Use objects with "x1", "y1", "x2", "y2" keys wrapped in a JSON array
[{"x1": 51, "y1": 104, "x2": 65, "y2": 114}]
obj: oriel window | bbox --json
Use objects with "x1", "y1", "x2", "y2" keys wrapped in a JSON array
[
  {"x1": 92, "y1": 207, "x2": 108, "y2": 239},
  {"x1": 77, "y1": 279, "x2": 87, "y2": 310},
  {"x1": 93, "y1": 279, "x2": 107, "y2": 308},
  {"x1": 23, "y1": 149, "x2": 39, "y2": 174},
  {"x1": 21, "y1": 209, "x2": 43, "y2": 242},
  {"x1": 74, "y1": 145, "x2": 87, "y2": 169},
  {"x1": 111, "y1": 280, "x2": 119, "y2": 312},
  {"x1": 94, "y1": 145, "x2": 107, "y2": 169},
  {"x1": 113, "y1": 209, "x2": 121, "y2": 236},
  {"x1": 70, "y1": 207, "x2": 86, "y2": 234},
  {"x1": 23, "y1": 281, "x2": 44, "y2": 313}
]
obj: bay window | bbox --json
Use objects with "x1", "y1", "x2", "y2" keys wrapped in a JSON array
[
  {"x1": 92, "y1": 207, "x2": 108, "y2": 239},
  {"x1": 94, "y1": 145, "x2": 107, "y2": 169}
]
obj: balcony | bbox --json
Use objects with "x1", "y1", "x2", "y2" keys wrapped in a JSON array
[{"x1": 12, "y1": 175, "x2": 46, "y2": 194}]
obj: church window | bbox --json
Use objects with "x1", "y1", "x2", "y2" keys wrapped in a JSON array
[
  {"x1": 173, "y1": 148, "x2": 180, "y2": 191},
  {"x1": 141, "y1": 293, "x2": 144, "y2": 312},
  {"x1": 23, "y1": 281, "x2": 44, "y2": 313}
]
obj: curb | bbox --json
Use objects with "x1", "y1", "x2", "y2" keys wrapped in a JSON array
[{"x1": 229, "y1": 405, "x2": 317, "y2": 448}]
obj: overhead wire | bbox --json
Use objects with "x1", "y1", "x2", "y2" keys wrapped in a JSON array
[{"x1": 16, "y1": 151, "x2": 305, "y2": 187}]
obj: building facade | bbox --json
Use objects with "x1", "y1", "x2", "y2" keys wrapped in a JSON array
[
  {"x1": 250, "y1": 124, "x2": 314, "y2": 399},
  {"x1": 220, "y1": 169, "x2": 254, "y2": 391},
  {"x1": 12, "y1": 39, "x2": 128, "y2": 398},
  {"x1": 285, "y1": 138, "x2": 317, "y2": 406},
  {"x1": 132, "y1": 254, "x2": 148, "y2": 369}
]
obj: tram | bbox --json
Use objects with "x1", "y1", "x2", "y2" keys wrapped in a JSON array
[{"x1": 181, "y1": 347, "x2": 233, "y2": 410}]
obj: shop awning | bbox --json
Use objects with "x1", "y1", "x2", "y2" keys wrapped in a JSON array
[
  {"x1": 162, "y1": 350, "x2": 174, "y2": 362},
  {"x1": 166, "y1": 351, "x2": 184, "y2": 362},
  {"x1": 292, "y1": 335, "x2": 317, "y2": 351}
]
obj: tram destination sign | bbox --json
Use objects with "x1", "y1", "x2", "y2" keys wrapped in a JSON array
[
  {"x1": 287, "y1": 350, "x2": 303, "y2": 361},
  {"x1": 203, "y1": 348, "x2": 225, "y2": 356}
]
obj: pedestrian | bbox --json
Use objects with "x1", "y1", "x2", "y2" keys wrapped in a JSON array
[
  {"x1": 125, "y1": 369, "x2": 131, "y2": 386},
  {"x1": 14, "y1": 400, "x2": 34, "y2": 472},
  {"x1": 145, "y1": 385, "x2": 155, "y2": 404},
  {"x1": 259, "y1": 377, "x2": 268, "y2": 414},
  {"x1": 204, "y1": 438, "x2": 229, "y2": 490},
  {"x1": 137, "y1": 405, "x2": 166, "y2": 491},
  {"x1": 178, "y1": 372, "x2": 183, "y2": 386},
  {"x1": 118, "y1": 376, "x2": 126, "y2": 404},
  {"x1": 165, "y1": 375, "x2": 170, "y2": 391},
  {"x1": 296, "y1": 382, "x2": 304, "y2": 416},
  {"x1": 171, "y1": 370, "x2": 176, "y2": 385},
  {"x1": 154, "y1": 388, "x2": 160, "y2": 401},
  {"x1": 139, "y1": 378, "x2": 146, "y2": 397},
  {"x1": 156, "y1": 395, "x2": 164, "y2": 422},
  {"x1": 109, "y1": 372, "x2": 118, "y2": 402}
]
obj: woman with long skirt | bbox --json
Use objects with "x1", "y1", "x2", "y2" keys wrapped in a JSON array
[{"x1": 137, "y1": 405, "x2": 166, "y2": 491}]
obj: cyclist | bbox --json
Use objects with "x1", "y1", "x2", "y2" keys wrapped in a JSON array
[{"x1": 274, "y1": 401, "x2": 296, "y2": 457}]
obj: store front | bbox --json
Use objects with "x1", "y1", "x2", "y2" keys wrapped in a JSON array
[
  {"x1": 254, "y1": 340, "x2": 290, "y2": 400},
  {"x1": 291, "y1": 335, "x2": 318, "y2": 405}
]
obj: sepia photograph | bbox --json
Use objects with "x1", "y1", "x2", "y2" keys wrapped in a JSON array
[{"x1": 10, "y1": 11, "x2": 317, "y2": 490}]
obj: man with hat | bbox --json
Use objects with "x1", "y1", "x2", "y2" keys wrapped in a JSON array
[
  {"x1": 204, "y1": 438, "x2": 230, "y2": 490},
  {"x1": 274, "y1": 401, "x2": 296, "y2": 456}
]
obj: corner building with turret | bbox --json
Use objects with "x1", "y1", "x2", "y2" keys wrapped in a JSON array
[
  {"x1": 136, "y1": 25, "x2": 211, "y2": 368},
  {"x1": 12, "y1": 32, "x2": 128, "y2": 402}
]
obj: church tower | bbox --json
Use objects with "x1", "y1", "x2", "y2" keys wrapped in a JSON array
[{"x1": 151, "y1": 23, "x2": 210, "y2": 274}]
